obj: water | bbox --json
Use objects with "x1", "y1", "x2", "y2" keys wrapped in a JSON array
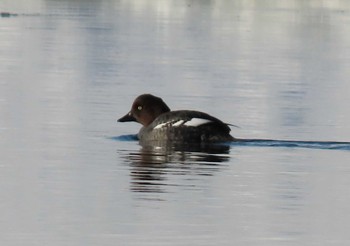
[{"x1": 1, "y1": 0, "x2": 350, "y2": 245}]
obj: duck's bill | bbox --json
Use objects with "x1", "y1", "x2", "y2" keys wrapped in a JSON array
[{"x1": 118, "y1": 112, "x2": 136, "y2": 122}]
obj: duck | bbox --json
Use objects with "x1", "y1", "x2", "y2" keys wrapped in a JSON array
[{"x1": 118, "y1": 94, "x2": 235, "y2": 144}]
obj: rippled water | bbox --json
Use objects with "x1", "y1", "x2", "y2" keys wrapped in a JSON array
[{"x1": 1, "y1": 0, "x2": 350, "y2": 245}]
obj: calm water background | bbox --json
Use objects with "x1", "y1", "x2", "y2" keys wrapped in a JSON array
[{"x1": 1, "y1": 0, "x2": 350, "y2": 245}]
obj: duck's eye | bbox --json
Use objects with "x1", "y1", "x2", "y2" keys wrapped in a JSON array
[{"x1": 137, "y1": 106, "x2": 142, "y2": 111}]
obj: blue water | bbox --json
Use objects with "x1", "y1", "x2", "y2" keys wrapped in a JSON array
[
  {"x1": 114, "y1": 135, "x2": 350, "y2": 151},
  {"x1": 235, "y1": 139, "x2": 350, "y2": 150},
  {"x1": 1, "y1": 0, "x2": 350, "y2": 245}
]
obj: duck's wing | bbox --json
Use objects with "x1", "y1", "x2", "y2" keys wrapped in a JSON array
[{"x1": 150, "y1": 110, "x2": 232, "y2": 133}]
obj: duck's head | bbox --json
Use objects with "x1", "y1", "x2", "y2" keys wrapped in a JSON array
[{"x1": 118, "y1": 94, "x2": 171, "y2": 126}]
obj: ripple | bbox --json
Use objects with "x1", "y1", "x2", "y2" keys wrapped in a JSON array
[
  {"x1": 110, "y1": 135, "x2": 350, "y2": 151},
  {"x1": 109, "y1": 134, "x2": 138, "y2": 141},
  {"x1": 232, "y1": 139, "x2": 350, "y2": 151}
]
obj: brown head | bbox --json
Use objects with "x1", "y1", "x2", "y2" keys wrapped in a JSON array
[{"x1": 118, "y1": 94, "x2": 171, "y2": 126}]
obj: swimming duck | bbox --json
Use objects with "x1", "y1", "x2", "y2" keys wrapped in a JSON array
[{"x1": 118, "y1": 94, "x2": 235, "y2": 144}]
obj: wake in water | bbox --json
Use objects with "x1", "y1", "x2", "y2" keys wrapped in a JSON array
[
  {"x1": 231, "y1": 139, "x2": 350, "y2": 151},
  {"x1": 111, "y1": 135, "x2": 350, "y2": 151},
  {"x1": 111, "y1": 134, "x2": 138, "y2": 141}
]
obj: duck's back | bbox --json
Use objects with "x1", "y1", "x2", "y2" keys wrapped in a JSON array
[{"x1": 138, "y1": 110, "x2": 234, "y2": 143}]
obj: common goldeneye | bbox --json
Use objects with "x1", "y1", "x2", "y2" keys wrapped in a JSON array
[{"x1": 118, "y1": 94, "x2": 235, "y2": 144}]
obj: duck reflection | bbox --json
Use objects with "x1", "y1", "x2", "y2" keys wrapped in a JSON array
[{"x1": 120, "y1": 141, "x2": 231, "y2": 194}]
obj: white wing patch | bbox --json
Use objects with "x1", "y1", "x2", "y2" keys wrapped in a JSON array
[
  {"x1": 153, "y1": 118, "x2": 212, "y2": 129},
  {"x1": 183, "y1": 118, "x2": 212, "y2": 127},
  {"x1": 153, "y1": 122, "x2": 167, "y2": 129},
  {"x1": 172, "y1": 120, "x2": 184, "y2": 127},
  {"x1": 154, "y1": 120, "x2": 184, "y2": 129}
]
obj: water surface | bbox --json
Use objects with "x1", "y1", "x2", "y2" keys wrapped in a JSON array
[{"x1": 1, "y1": 0, "x2": 350, "y2": 245}]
